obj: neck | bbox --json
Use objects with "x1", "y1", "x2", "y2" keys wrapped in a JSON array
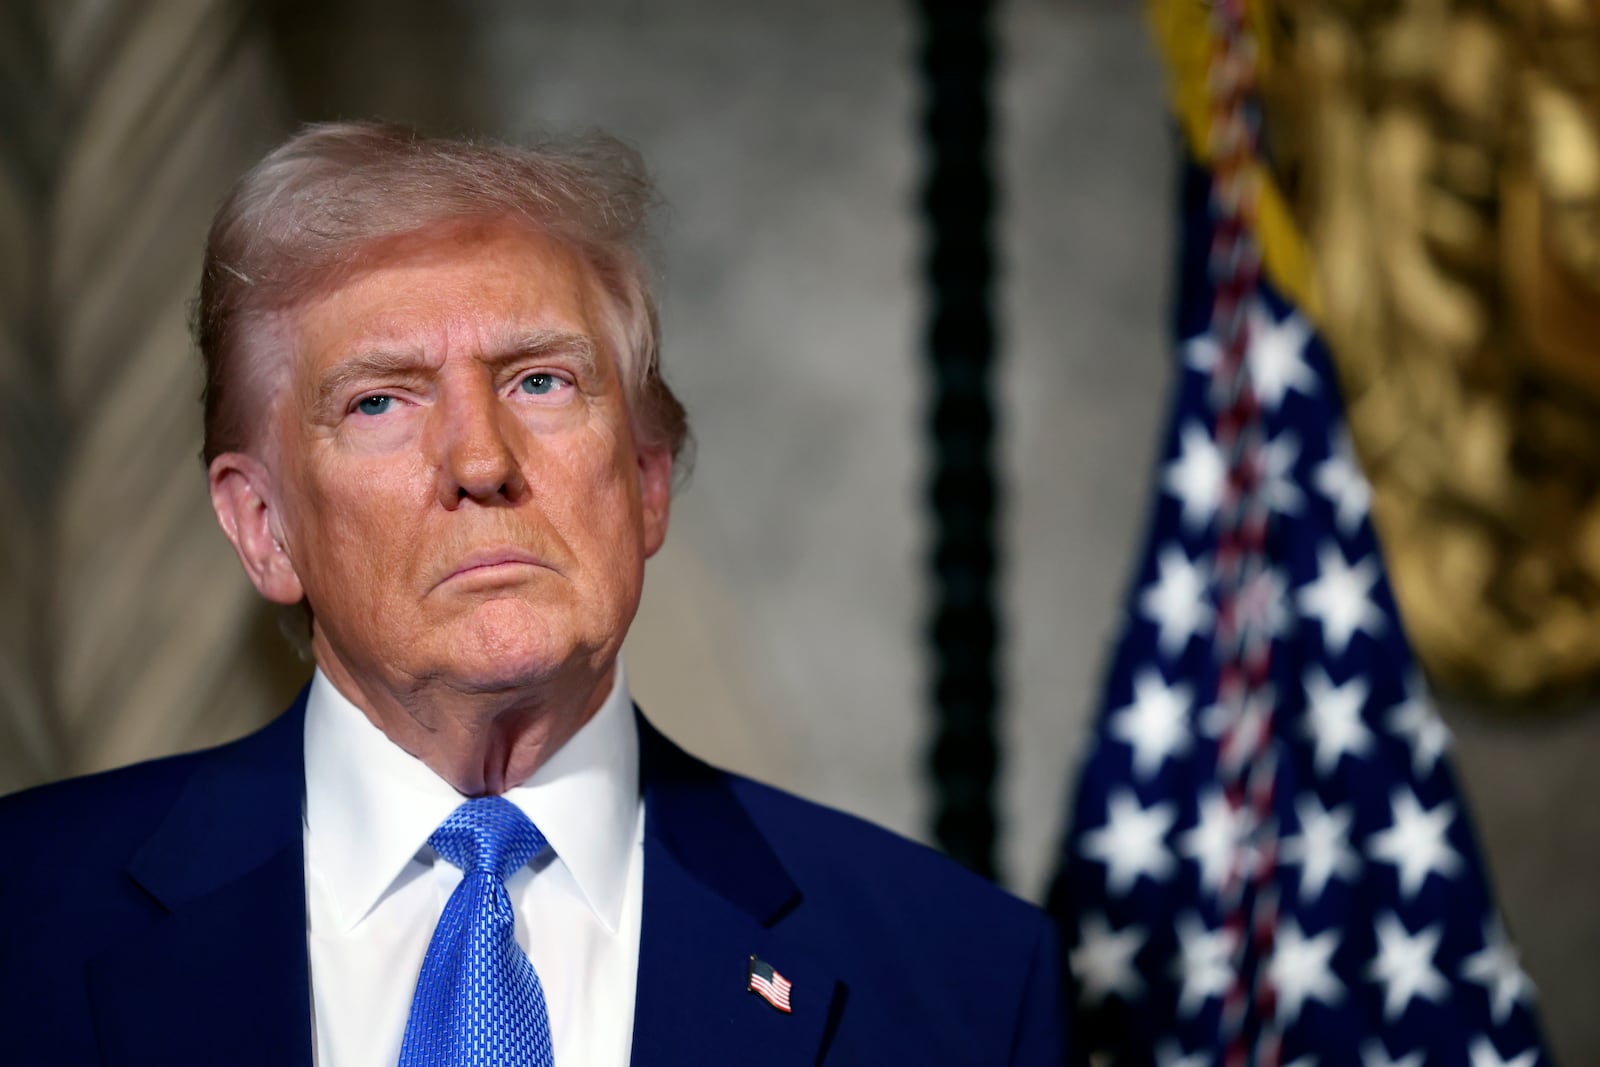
[{"x1": 312, "y1": 642, "x2": 616, "y2": 796}]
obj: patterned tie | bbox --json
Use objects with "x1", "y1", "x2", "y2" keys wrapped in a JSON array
[{"x1": 398, "y1": 796, "x2": 555, "y2": 1067}]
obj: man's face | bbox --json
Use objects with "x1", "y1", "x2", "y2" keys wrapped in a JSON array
[{"x1": 240, "y1": 221, "x2": 670, "y2": 701}]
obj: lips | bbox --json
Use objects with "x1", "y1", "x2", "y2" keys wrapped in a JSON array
[{"x1": 435, "y1": 546, "x2": 549, "y2": 589}]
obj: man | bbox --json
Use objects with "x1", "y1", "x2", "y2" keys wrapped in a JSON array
[{"x1": 0, "y1": 122, "x2": 1065, "y2": 1065}]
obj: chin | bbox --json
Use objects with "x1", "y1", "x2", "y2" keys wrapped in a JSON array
[{"x1": 431, "y1": 599, "x2": 597, "y2": 695}]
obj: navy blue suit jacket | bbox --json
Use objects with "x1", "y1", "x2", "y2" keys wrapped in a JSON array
[{"x1": 0, "y1": 690, "x2": 1066, "y2": 1065}]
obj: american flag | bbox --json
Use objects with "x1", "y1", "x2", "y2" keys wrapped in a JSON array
[
  {"x1": 1045, "y1": 154, "x2": 1552, "y2": 1067},
  {"x1": 747, "y1": 956, "x2": 793, "y2": 1014}
]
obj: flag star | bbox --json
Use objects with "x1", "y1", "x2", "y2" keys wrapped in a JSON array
[
  {"x1": 1361, "y1": 1040, "x2": 1425, "y2": 1067},
  {"x1": 1387, "y1": 682, "x2": 1451, "y2": 779},
  {"x1": 1070, "y1": 913, "x2": 1145, "y2": 1004},
  {"x1": 1172, "y1": 911, "x2": 1235, "y2": 1017},
  {"x1": 1469, "y1": 1036, "x2": 1539, "y2": 1067},
  {"x1": 1367, "y1": 912, "x2": 1450, "y2": 1020},
  {"x1": 1302, "y1": 666, "x2": 1373, "y2": 775},
  {"x1": 1183, "y1": 303, "x2": 1318, "y2": 413},
  {"x1": 1368, "y1": 788, "x2": 1463, "y2": 898},
  {"x1": 1462, "y1": 916, "x2": 1535, "y2": 1025},
  {"x1": 1156, "y1": 1039, "x2": 1210, "y2": 1067},
  {"x1": 1109, "y1": 668, "x2": 1194, "y2": 780},
  {"x1": 1179, "y1": 790, "x2": 1250, "y2": 895},
  {"x1": 1164, "y1": 420, "x2": 1225, "y2": 532},
  {"x1": 1081, "y1": 790, "x2": 1178, "y2": 894},
  {"x1": 1297, "y1": 542, "x2": 1384, "y2": 657},
  {"x1": 1269, "y1": 919, "x2": 1344, "y2": 1025},
  {"x1": 1315, "y1": 430, "x2": 1372, "y2": 535},
  {"x1": 1139, "y1": 545, "x2": 1215, "y2": 658},
  {"x1": 1183, "y1": 333, "x2": 1221, "y2": 377},
  {"x1": 1281, "y1": 793, "x2": 1361, "y2": 902},
  {"x1": 1262, "y1": 431, "x2": 1305, "y2": 516},
  {"x1": 1246, "y1": 301, "x2": 1318, "y2": 411}
]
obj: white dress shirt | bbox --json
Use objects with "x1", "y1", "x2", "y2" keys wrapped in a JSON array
[{"x1": 303, "y1": 665, "x2": 644, "y2": 1067}]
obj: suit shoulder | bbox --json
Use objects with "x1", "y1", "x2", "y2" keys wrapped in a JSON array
[
  {"x1": 726, "y1": 771, "x2": 1048, "y2": 937},
  {"x1": 0, "y1": 747, "x2": 209, "y2": 850},
  {"x1": 634, "y1": 713, "x2": 1048, "y2": 936},
  {"x1": 0, "y1": 706, "x2": 301, "y2": 875},
  {"x1": 0, "y1": 750, "x2": 219, "y2": 973}
]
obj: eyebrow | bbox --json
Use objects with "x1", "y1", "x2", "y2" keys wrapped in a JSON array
[
  {"x1": 493, "y1": 330, "x2": 601, "y2": 380},
  {"x1": 309, "y1": 329, "x2": 601, "y2": 419}
]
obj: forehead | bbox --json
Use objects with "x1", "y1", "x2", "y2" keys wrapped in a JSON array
[{"x1": 289, "y1": 220, "x2": 601, "y2": 369}]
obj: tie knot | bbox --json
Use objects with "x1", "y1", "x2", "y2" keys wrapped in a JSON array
[{"x1": 428, "y1": 796, "x2": 548, "y2": 882}]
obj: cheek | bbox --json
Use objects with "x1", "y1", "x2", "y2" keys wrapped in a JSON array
[
  {"x1": 569, "y1": 427, "x2": 643, "y2": 524},
  {"x1": 540, "y1": 429, "x2": 647, "y2": 574},
  {"x1": 291, "y1": 463, "x2": 423, "y2": 606}
]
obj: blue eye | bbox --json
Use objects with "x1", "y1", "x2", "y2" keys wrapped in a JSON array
[
  {"x1": 356, "y1": 395, "x2": 392, "y2": 416},
  {"x1": 520, "y1": 373, "x2": 558, "y2": 396}
]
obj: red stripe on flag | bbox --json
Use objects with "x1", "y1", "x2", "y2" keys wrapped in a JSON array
[{"x1": 748, "y1": 974, "x2": 793, "y2": 1013}]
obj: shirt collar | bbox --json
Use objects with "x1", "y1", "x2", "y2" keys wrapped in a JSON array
[{"x1": 303, "y1": 661, "x2": 640, "y2": 935}]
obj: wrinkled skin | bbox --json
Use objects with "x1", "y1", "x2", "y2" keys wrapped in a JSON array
[{"x1": 208, "y1": 220, "x2": 672, "y2": 793}]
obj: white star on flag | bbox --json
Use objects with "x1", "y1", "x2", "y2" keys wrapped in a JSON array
[
  {"x1": 1138, "y1": 545, "x2": 1215, "y2": 658},
  {"x1": 1280, "y1": 793, "x2": 1361, "y2": 902},
  {"x1": 1297, "y1": 542, "x2": 1384, "y2": 657},
  {"x1": 1368, "y1": 787, "x2": 1463, "y2": 898},
  {"x1": 1107, "y1": 671, "x2": 1196, "y2": 780},
  {"x1": 1387, "y1": 680, "x2": 1451, "y2": 779},
  {"x1": 1179, "y1": 790, "x2": 1251, "y2": 895},
  {"x1": 1461, "y1": 916, "x2": 1535, "y2": 1025},
  {"x1": 1081, "y1": 790, "x2": 1178, "y2": 894},
  {"x1": 1269, "y1": 918, "x2": 1345, "y2": 1026},
  {"x1": 1161, "y1": 419, "x2": 1301, "y2": 528},
  {"x1": 1164, "y1": 420, "x2": 1225, "y2": 532},
  {"x1": 1367, "y1": 912, "x2": 1449, "y2": 1020},
  {"x1": 1245, "y1": 302, "x2": 1318, "y2": 410},
  {"x1": 1468, "y1": 1036, "x2": 1540, "y2": 1067},
  {"x1": 1070, "y1": 913, "x2": 1145, "y2": 1004},
  {"x1": 1360, "y1": 1040, "x2": 1425, "y2": 1067},
  {"x1": 1302, "y1": 666, "x2": 1373, "y2": 776},
  {"x1": 1182, "y1": 302, "x2": 1317, "y2": 412},
  {"x1": 1109, "y1": 668, "x2": 1194, "y2": 780},
  {"x1": 1182, "y1": 332, "x2": 1221, "y2": 377},
  {"x1": 1314, "y1": 430, "x2": 1372, "y2": 535},
  {"x1": 1172, "y1": 912, "x2": 1234, "y2": 1017}
]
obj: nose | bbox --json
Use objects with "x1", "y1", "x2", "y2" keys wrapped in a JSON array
[{"x1": 433, "y1": 384, "x2": 529, "y2": 508}]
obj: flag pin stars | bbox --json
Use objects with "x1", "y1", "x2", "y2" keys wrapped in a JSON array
[{"x1": 747, "y1": 955, "x2": 793, "y2": 1014}]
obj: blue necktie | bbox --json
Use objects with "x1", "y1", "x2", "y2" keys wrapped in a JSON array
[{"x1": 398, "y1": 796, "x2": 555, "y2": 1067}]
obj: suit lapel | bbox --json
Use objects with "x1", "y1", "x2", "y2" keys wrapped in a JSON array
[
  {"x1": 83, "y1": 696, "x2": 840, "y2": 1065},
  {"x1": 88, "y1": 693, "x2": 313, "y2": 1067},
  {"x1": 631, "y1": 715, "x2": 843, "y2": 1067}
]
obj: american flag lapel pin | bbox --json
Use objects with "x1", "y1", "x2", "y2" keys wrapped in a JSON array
[{"x1": 746, "y1": 955, "x2": 793, "y2": 1014}]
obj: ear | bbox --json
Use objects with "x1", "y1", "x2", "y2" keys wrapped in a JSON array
[
  {"x1": 637, "y1": 443, "x2": 673, "y2": 559},
  {"x1": 208, "y1": 451, "x2": 306, "y2": 605}
]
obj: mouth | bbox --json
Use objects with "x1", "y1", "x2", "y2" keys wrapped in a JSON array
[{"x1": 435, "y1": 546, "x2": 551, "y2": 590}]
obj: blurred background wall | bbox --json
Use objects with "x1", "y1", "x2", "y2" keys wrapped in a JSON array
[{"x1": 1, "y1": 1, "x2": 1595, "y2": 1062}]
